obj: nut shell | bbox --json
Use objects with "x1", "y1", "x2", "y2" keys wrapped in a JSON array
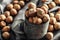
[
  {"x1": 19, "y1": 1, "x2": 25, "y2": 7},
  {"x1": 4, "y1": 11, "x2": 10, "y2": 17},
  {"x1": 6, "y1": 16, "x2": 13, "y2": 23},
  {"x1": 55, "y1": 14, "x2": 60, "y2": 21},
  {"x1": 48, "y1": 2, "x2": 56, "y2": 9},
  {"x1": 50, "y1": 17, "x2": 56, "y2": 24},
  {"x1": 0, "y1": 21, "x2": 6, "y2": 27},
  {"x1": 0, "y1": 15, "x2": 6, "y2": 21},
  {"x1": 7, "y1": 4, "x2": 13, "y2": 10},
  {"x1": 2, "y1": 32, "x2": 10, "y2": 39},
  {"x1": 13, "y1": 0, "x2": 19, "y2": 4},
  {"x1": 2, "y1": 26, "x2": 10, "y2": 32},
  {"x1": 28, "y1": 2, "x2": 36, "y2": 9},
  {"x1": 37, "y1": 8, "x2": 45, "y2": 18},
  {"x1": 54, "y1": 22, "x2": 60, "y2": 30},
  {"x1": 10, "y1": 9, "x2": 17, "y2": 16},
  {"x1": 48, "y1": 24, "x2": 54, "y2": 32},
  {"x1": 14, "y1": 4, "x2": 21, "y2": 10},
  {"x1": 46, "y1": 32, "x2": 53, "y2": 40}
]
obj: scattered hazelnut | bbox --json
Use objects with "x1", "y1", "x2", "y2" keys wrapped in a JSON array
[
  {"x1": 55, "y1": 14, "x2": 60, "y2": 21},
  {"x1": 48, "y1": 24, "x2": 54, "y2": 32},
  {"x1": 28, "y1": 2, "x2": 36, "y2": 9},
  {"x1": 43, "y1": 4, "x2": 49, "y2": 9},
  {"x1": 42, "y1": 0, "x2": 48, "y2": 2},
  {"x1": 54, "y1": 22, "x2": 60, "y2": 30},
  {"x1": 46, "y1": 32, "x2": 53, "y2": 40},
  {"x1": 49, "y1": 13, "x2": 54, "y2": 17},
  {"x1": 10, "y1": 8, "x2": 17, "y2": 16},
  {"x1": 19, "y1": 1, "x2": 25, "y2": 7},
  {"x1": 14, "y1": 4, "x2": 21, "y2": 10},
  {"x1": 0, "y1": 21, "x2": 6, "y2": 27},
  {"x1": 50, "y1": 17, "x2": 56, "y2": 24},
  {"x1": 2, "y1": 32, "x2": 10, "y2": 39},
  {"x1": 41, "y1": 6, "x2": 48, "y2": 14},
  {"x1": 48, "y1": 2, "x2": 56, "y2": 9},
  {"x1": 2, "y1": 26, "x2": 10, "y2": 32},
  {"x1": 54, "y1": 0, "x2": 60, "y2": 4},
  {"x1": 6, "y1": 16, "x2": 13, "y2": 23},
  {"x1": 4, "y1": 11, "x2": 10, "y2": 17},
  {"x1": 0, "y1": 14, "x2": 6, "y2": 21},
  {"x1": 7, "y1": 4, "x2": 13, "y2": 10}
]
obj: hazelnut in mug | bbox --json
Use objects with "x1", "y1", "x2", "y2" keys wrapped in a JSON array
[{"x1": 24, "y1": 2, "x2": 50, "y2": 39}]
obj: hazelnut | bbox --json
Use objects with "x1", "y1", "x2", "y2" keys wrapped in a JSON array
[
  {"x1": 7, "y1": 4, "x2": 13, "y2": 10},
  {"x1": 43, "y1": 4, "x2": 49, "y2": 9},
  {"x1": 54, "y1": 22, "x2": 60, "y2": 30},
  {"x1": 28, "y1": 2, "x2": 36, "y2": 9},
  {"x1": 48, "y1": 2, "x2": 56, "y2": 9},
  {"x1": 2, "y1": 32, "x2": 10, "y2": 39},
  {"x1": 41, "y1": 6, "x2": 48, "y2": 14},
  {"x1": 2, "y1": 26, "x2": 10, "y2": 32},
  {"x1": 33, "y1": 17, "x2": 42, "y2": 24},
  {"x1": 0, "y1": 14, "x2": 6, "y2": 21},
  {"x1": 28, "y1": 17, "x2": 33, "y2": 23},
  {"x1": 4, "y1": 11, "x2": 10, "y2": 17},
  {"x1": 13, "y1": 0, "x2": 19, "y2": 4},
  {"x1": 14, "y1": 4, "x2": 21, "y2": 10},
  {"x1": 25, "y1": 10, "x2": 29, "y2": 17},
  {"x1": 0, "y1": 21, "x2": 6, "y2": 27},
  {"x1": 37, "y1": 18, "x2": 42, "y2": 24},
  {"x1": 55, "y1": 14, "x2": 60, "y2": 21},
  {"x1": 10, "y1": 9, "x2": 17, "y2": 16},
  {"x1": 28, "y1": 8, "x2": 36, "y2": 17},
  {"x1": 19, "y1": 1, "x2": 25, "y2": 7},
  {"x1": 49, "y1": 13, "x2": 54, "y2": 17},
  {"x1": 37, "y1": 8, "x2": 45, "y2": 18},
  {"x1": 50, "y1": 17, "x2": 56, "y2": 24},
  {"x1": 54, "y1": 0, "x2": 60, "y2": 4},
  {"x1": 46, "y1": 32, "x2": 53, "y2": 40},
  {"x1": 43, "y1": 14, "x2": 50, "y2": 23},
  {"x1": 48, "y1": 24, "x2": 54, "y2": 32},
  {"x1": 56, "y1": 11, "x2": 60, "y2": 14},
  {"x1": 6, "y1": 16, "x2": 13, "y2": 23}
]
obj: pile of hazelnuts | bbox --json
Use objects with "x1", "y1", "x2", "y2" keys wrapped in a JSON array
[
  {"x1": 46, "y1": 9, "x2": 60, "y2": 40},
  {"x1": 25, "y1": 2, "x2": 50, "y2": 25},
  {"x1": 25, "y1": 0, "x2": 60, "y2": 40},
  {"x1": 0, "y1": 0, "x2": 30, "y2": 39}
]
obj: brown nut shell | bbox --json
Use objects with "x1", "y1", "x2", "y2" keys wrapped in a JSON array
[
  {"x1": 0, "y1": 21, "x2": 6, "y2": 27},
  {"x1": 37, "y1": 8, "x2": 45, "y2": 18},
  {"x1": 19, "y1": 1, "x2": 25, "y2": 7},
  {"x1": 10, "y1": 9, "x2": 17, "y2": 16},
  {"x1": 2, "y1": 26, "x2": 10, "y2": 32},
  {"x1": 48, "y1": 2, "x2": 56, "y2": 9},
  {"x1": 46, "y1": 32, "x2": 53, "y2": 40},
  {"x1": 4, "y1": 11, "x2": 10, "y2": 17},
  {"x1": 48, "y1": 24, "x2": 54, "y2": 32},
  {"x1": 14, "y1": 4, "x2": 21, "y2": 10},
  {"x1": 6, "y1": 16, "x2": 13, "y2": 23},
  {"x1": 0, "y1": 15, "x2": 6, "y2": 21},
  {"x1": 54, "y1": 22, "x2": 60, "y2": 30},
  {"x1": 55, "y1": 14, "x2": 60, "y2": 21},
  {"x1": 28, "y1": 2, "x2": 36, "y2": 9},
  {"x1": 50, "y1": 17, "x2": 56, "y2": 24},
  {"x1": 7, "y1": 4, "x2": 13, "y2": 10},
  {"x1": 2, "y1": 32, "x2": 10, "y2": 39}
]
